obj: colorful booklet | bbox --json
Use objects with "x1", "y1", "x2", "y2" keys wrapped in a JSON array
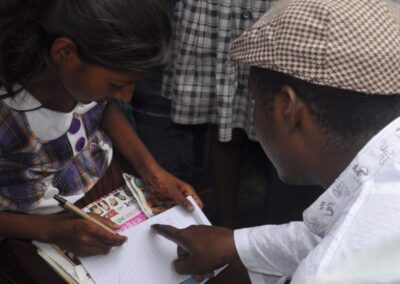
[
  {"x1": 33, "y1": 174, "x2": 210, "y2": 284},
  {"x1": 83, "y1": 185, "x2": 148, "y2": 232}
]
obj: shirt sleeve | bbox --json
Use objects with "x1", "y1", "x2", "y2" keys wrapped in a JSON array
[{"x1": 234, "y1": 221, "x2": 321, "y2": 278}]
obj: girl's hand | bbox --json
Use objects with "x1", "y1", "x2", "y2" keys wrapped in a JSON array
[
  {"x1": 101, "y1": 103, "x2": 203, "y2": 211},
  {"x1": 45, "y1": 214, "x2": 127, "y2": 256},
  {"x1": 143, "y1": 167, "x2": 203, "y2": 211}
]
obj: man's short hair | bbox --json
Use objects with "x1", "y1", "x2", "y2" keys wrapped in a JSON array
[{"x1": 251, "y1": 66, "x2": 400, "y2": 146}]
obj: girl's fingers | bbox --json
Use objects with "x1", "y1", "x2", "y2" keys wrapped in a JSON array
[
  {"x1": 90, "y1": 214, "x2": 121, "y2": 230},
  {"x1": 179, "y1": 184, "x2": 204, "y2": 209},
  {"x1": 167, "y1": 188, "x2": 195, "y2": 211}
]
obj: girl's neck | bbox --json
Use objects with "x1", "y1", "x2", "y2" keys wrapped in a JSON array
[{"x1": 24, "y1": 69, "x2": 77, "y2": 113}]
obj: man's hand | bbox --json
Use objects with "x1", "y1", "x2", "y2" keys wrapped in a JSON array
[
  {"x1": 151, "y1": 224, "x2": 238, "y2": 277},
  {"x1": 45, "y1": 214, "x2": 127, "y2": 256}
]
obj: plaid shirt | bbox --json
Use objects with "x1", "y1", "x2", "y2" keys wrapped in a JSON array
[
  {"x1": 162, "y1": 0, "x2": 276, "y2": 142},
  {"x1": 0, "y1": 96, "x2": 112, "y2": 212}
]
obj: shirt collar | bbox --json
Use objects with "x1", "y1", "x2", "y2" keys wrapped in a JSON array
[
  {"x1": 0, "y1": 86, "x2": 42, "y2": 111},
  {"x1": 1, "y1": 86, "x2": 98, "y2": 114},
  {"x1": 303, "y1": 116, "x2": 400, "y2": 237}
]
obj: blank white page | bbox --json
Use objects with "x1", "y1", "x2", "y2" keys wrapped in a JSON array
[{"x1": 80, "y1": 197, "x2": 210, "y2": 284}]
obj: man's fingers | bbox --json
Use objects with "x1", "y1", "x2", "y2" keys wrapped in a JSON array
[
  {"x1": 177, "y1": 245, "x2": 190, "y2": 258},
  {"x1": 151, "y1": 224, "x2": 183, "y2": 245},
  {"x1": 173, "y1": 257, "x2": 195, "y2": 275}
]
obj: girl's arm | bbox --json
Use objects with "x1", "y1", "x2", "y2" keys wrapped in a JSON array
[
  {"x1": 101, "y1": 102, "x2": 203, "y2": 210},
  {"x1": 0, "y1": 211, "x2": 55, "y2": 241},
  {"x1": 0, "y1": 211, "x2": 126, "y2": 256}
]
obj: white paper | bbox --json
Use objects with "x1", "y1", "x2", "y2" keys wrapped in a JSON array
[{"x1": 80, "y1": 197, "x2": 210, "y2": 284}]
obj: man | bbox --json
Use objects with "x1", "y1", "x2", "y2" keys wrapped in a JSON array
[{"x1": 153, "y1": 0, "x2": 400, "y2": 283}]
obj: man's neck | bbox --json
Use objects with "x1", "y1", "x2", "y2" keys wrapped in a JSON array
[{"x1": 315, "y1": 136, "x2": 374, "y2": 189}]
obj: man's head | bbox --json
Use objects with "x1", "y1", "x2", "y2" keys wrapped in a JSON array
[
  {"x1": 250, "y1": 67, "x2": 400, "y2": 185},
  {"x1": 230, "y1": 0, "x2": 400, "y2": 187}
]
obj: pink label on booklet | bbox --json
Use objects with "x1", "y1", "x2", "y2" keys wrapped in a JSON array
[{"x1": 118, "y1": 212, "x2": 148, "y2": 232}]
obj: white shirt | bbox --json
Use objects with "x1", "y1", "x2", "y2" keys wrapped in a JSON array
[
  {"x1": 315, "y1": 235, "x2": 400, "y2": 283},
  {"x1": 234, "y1": 116, "x2": 400, "y2": 284}
]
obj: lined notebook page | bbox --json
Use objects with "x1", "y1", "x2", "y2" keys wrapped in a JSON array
[{"x1": 80, "y1": 197, "x2": 210, "y2": 284}]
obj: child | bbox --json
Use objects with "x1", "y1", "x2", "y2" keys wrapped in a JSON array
[
  {"x1": 0, "y1": 0, "x2": 202, "y2": 282},
  {"x1": 162, "y1": 0, "x2": 276, "y2": 228},
  {"x1": 153, "y1": 0, "x2": 400, "y2": 283}
]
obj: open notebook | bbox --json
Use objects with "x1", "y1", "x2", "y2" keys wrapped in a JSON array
[{"x1": 79, "y1": 196, "x2": 211, "y2": 284}]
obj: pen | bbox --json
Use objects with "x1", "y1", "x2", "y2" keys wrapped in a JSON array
[{"x1": 53, "y1": 194, "x2": 117, "y2": 235}]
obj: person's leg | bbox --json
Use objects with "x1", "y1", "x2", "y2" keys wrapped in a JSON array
[{"x1": 209, "y1": 125, "x2": 246, "y2": 228}]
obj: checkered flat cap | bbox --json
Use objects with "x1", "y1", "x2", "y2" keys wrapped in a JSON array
[{"x1": 230, "y1": 0, "x2": 400, "y2": 95}]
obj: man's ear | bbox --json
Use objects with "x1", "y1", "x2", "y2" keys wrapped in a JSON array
[
  {"x1": 277, "y1": 85, "x2": 305, "y2": 133},
  {"x1": 49, "y1": 37, "x2": 80, "y2": 65}
]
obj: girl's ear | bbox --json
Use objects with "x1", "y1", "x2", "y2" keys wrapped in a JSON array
[{"x1": 50, "y1": 37, "x2": 80, "y2": 65}]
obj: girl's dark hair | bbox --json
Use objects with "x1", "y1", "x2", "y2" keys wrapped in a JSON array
[
  {"x1": 251, "y1": 66, "x2": 400, "y2": 146},
  {"x1": 0, "y1": 0, "x2": 172, "y2": 95}
]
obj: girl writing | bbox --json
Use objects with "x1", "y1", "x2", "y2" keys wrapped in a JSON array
[{"x1": 0, "y1": 0, "x2": 202, "y2": 282}]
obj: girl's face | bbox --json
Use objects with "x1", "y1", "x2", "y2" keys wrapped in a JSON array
[
  {"x1": 60, "y1": 61, "x2": 144, "y2": 103},
  {"x1": 51, "y1": 38, "x2": 144, "y2": 104}
]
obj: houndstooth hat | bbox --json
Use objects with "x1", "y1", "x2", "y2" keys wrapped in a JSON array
[{"x1": 230, "y1": 0, "x2": 400, "y2": 95}]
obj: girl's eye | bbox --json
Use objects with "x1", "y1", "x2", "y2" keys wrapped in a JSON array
[{"x1": 109, "y1": 83, "x2": 123, "y2": 89}]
